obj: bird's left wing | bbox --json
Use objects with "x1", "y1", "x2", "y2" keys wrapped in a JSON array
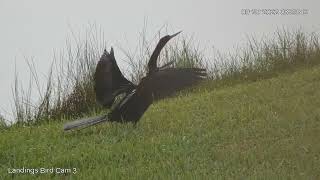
[{"x1": 95, "y1": 48, "x2": 134, "y2": 107}]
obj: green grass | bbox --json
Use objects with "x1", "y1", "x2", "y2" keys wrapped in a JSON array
[{"x1": 1, "y1": 65, "x2": 320, "y2": 179}]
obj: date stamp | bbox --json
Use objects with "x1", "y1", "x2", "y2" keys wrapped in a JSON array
[{"x1": 241, "y1": 8, "x2": 309, "y2": 16}]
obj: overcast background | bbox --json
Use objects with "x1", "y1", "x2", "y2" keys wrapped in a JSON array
[{"x1": 0, "y1": 0, "x2": 319, "y2": 121}]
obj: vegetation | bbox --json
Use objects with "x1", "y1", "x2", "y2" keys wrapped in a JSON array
[
  {"x1": 8, "y1": 28, "x2": 320, "y2": 125},
  {"x1": 0, "y1": 114, "x2": 7, "y2": 130},
  {"x1": 1, "y1": 65, "x2": 320, "y2": 179},
  {"x1": 0, "y1": 27, "x2": 320, "y2": 179}
]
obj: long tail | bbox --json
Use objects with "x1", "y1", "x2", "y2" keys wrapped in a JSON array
[{"x1": 63, "y1": 114, "x2": 108, "y2": 131}]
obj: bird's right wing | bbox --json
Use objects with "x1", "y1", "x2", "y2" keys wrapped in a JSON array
[{"x1": 148, "y1": 68, "x2": 207, "y2": 100}]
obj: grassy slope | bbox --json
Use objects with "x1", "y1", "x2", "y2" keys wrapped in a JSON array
[{"x1": 1, "y1": 66, "x2": 320, "y2": 180}]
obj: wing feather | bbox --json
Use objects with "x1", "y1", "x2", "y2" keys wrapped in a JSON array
[
  {"x1": 148, "y1": 68, "x2": 207, "y2": 100},
  {"x1": 94, "y1": 48, "x2": 134, "y2": 107}
]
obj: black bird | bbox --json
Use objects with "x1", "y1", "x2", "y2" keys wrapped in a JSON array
[{"x1": 63, "y1": 32, "x2": 206, "y2": 131}]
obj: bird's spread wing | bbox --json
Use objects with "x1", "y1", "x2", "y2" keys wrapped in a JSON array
[
  {"x1": 148, "y1": 68, "x2": 207, "y2": 100},
  {"x1": 94, "y1": 48, "x2": 134, "y2": 107},
  {"x1": 107, "y1": 67, "x2": 207, "y2": 123},
  {"x1": 147, "y1": 31, "x2": 182, "y2": 74}
]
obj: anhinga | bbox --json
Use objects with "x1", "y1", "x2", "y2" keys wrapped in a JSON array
[{"x1": 63, "y1": 31, "x2": 206, "y2": 131}]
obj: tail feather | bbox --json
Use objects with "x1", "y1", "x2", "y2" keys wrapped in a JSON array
[{"x1": 63, "y1": 114, "x2": 108, "y2": 131}]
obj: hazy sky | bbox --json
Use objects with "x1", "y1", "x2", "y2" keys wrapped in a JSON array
[{"x1": 0, "y1": 0, "x2": 319, "y2": 121}]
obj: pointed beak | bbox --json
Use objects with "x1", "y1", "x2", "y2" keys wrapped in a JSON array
[{"x1": 170, "y1": 31, "x2": 182, "y2": 38}]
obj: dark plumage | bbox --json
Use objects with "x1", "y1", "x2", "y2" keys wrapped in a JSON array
[
  {"x1": 94, "y1": 48, "x2": 135, "y2": 108},
  {"x1": 64, "y1": 32, "x2": 206, "y2": 131}
]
